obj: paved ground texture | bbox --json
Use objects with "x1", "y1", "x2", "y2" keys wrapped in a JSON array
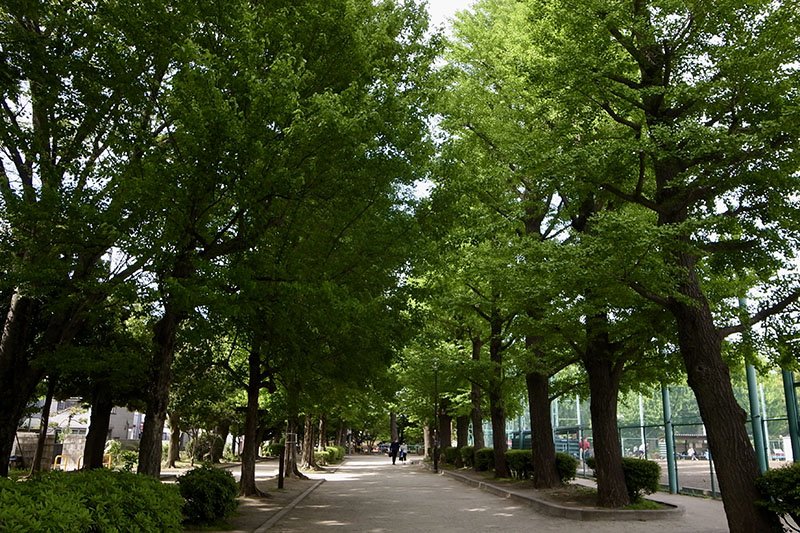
[{"x1": 254, "y1": 455, "x2": 732, "y2": 533}]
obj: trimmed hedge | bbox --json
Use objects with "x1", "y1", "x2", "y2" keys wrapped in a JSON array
[
  {"x1": 0, "y1": 469, "x2": 183, "y2": 532},
  {"x1": 756, "y1": 462, "x2": 800, "y2": 525},
  {"x1": 621, "y1": 458, "x2": 660, "y2": 502},
  {"x1": 505, "y1": 450, "x2": 533, "y2": 480},
  {"x1": 178, "y1": 465, "x2": 239, "y2": 525},
  {"x1": 555, "y1": 452, "x2": 579, "y2": 482},
  {"x1": 460, "y1": 446, "x2": 476, "y2": 468},
  {"x1": 475, "y1": 448, "x2": 495, "y2": 472},
  {"x1": 442, "y1": 447, "x2": 460, "y2": 466}
]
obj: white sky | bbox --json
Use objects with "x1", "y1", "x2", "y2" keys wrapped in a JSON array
[{"x1": 425, "y1": 0, "x2": 475, "y2": 29}]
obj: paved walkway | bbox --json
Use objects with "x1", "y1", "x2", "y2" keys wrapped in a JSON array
[{"x1": 262, "y1": 455, "x2": 731, "y2": 532}]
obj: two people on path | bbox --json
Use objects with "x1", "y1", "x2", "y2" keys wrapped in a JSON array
[{"x1": 389, "y1": 441, "x2": 408, "y2": 464}]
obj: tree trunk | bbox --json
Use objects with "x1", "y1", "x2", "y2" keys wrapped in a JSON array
[
  {"x1": 525, "y1": 370, "x2": 561, "y2": 489},
  {"x1": 83, "y1": 390, "x2": 114, "y2": 470},
  {"x1": 670, "y1": 267, "x2": 780, "y2": 531},
  {"x1": 301, "y1": 415, "x2": 318, "y2": 470},
  {"x1": 138, "y1": 301, "x2": 183, "y2": 477},
  {"x1": 0, "y1": 293, "x2": 42, "y2": 477},
  {"x1": 456, "y1": 415, "x2": 469, "y2": 449},
  {"x1": 284, "y1": 417, "x2": 308, "y2": 479},
  {"x1": 166, "y1": 412, "x2": 181, "y2": 468},
  {"x1": 317, "y1": 415, "x2": 326, "y2": 450},
  {"x1": 138, "y1": 257, "x2": 192, "y2": 478},
  {"x1": 211, "y1": 420, "x2": 229, "y2": 463},
  {"x1": 488, "y1": 313, "x2": 509, "y2": 478},
  {"x1": 423, "y1": 424, "x2": 431, "y2": 459},
  {"x1": 438, "y1": 398, "x2": 453, "y2": 450},
  {"x1": 470, "y1": 337, "x2": 485, "y2": 450},
  {"x1": 240, "y1": 342, "x2": 265, "y2": 496},
  {"x1": 31, "y1": 376, "x2": 56, "y2": 474}
]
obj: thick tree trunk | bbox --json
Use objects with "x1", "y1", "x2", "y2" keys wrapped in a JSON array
[
  {"x1": 317, "y1": 415, "x2": 326, "y2": 450},
  {"x1": 670, "y1": 268, "x2": 780, "y2": 532},
  {"x1": 83, "y1": 390, "x2": 114, "y2": 470},
  {"x1": 526, "y1": 371, "x2": 561, "y2": 488},
  {"x1": 390, "y1": 412, "x2": 398, "y2": 442},
  {"x1": 423, "y1": 425, "x2": 431, "y2": 459},
  {"x1": 583, "y1": 311, "x2": 630, "y2": 507},
  {"x1": 456, "y1": 416, "x2": 469, "y2": 449},
  {"x1": 240, "y1": 343, "x2": 264, "y2": 496},
  {"x1": 211, "y1": 420, "x2": 230, "y2": 463},
  {"x1": 0, "y1": 294, "x2": 42, "y2": 477},
  {"x1": 138, "y1": 301, "x2": 183, "y2": 477},
  {"x1": 284, "y1": 416, "x2": 308, "y2": 479},
  {"x1": 301, "y1": 416, "x2": 318, "y2": 470},
  {"x1": 470, "y1": 337, "x2": 485, "y2": 450},
  {"x1": 488, "y1": 314, "x2": 509, "y2": 478},
  {"x1": 31, "y1": 377, "x2": 56, "y2": 474},
  {"x1": 166, "y1": 412, "x2": 181, "y2": 468},
  {"x1": 438, "y1": 398, "x2": 452, "y2": 450}
]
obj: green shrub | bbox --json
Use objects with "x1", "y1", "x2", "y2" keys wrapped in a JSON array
[
  {"x1": 267, "y1": 442, "x2": 285, "y2": 457},
  {"x1": 505, "y1": 450, "x2": 533, "y2": 480},
  {"x1": 475, "y1": 448, "x2": 495, "y2": 472},
  {"x1": 756, "y1": 462, "x2": 800, "y2": 525},
  {"x1": 314, "y1": 451, "x2": 329, "y2": 465},
  {"x1": 585, "y1": 456, "x2": 597, "y2": 471},
  {"x1": 119, "y1": 450, "x2": 138, "y2": 472},
  {"x1": 555, "y1": 452, "x2": 579, "y2": 482},
  {"x1": 442, "y1": 447, "x2": 460, "y2": 466},
  {"x1": 328, "y1": 446, "x2": 345, "y2": 463},
  {"x1": 178, "y1": 465, "x2": 239, "y2": 525},
  {"x1": 460, "y1": 446, "x2": 475, "y2": 468},
  {"x1": 0, "y1": 469, "x2": 183, "y2": 532},
  {"x1": 621, "y1": 458, "x2": 660, "y2": 502}
]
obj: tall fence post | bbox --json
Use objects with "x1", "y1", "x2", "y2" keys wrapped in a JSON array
[
  {"x1": 782, "y1": 370, "x2": 800, "y2": 461},
  {"x1": 746, "y1": 364, "x2": 768, "y2": 473},
  {"x1": 661, "y1": 385, "x2": 678, "y2": 494}
]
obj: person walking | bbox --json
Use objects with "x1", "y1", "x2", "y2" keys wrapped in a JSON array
[
  {"x1": 399, "y1": 443, "x2": 408, "y2": 463},
  {"x1": 389, "y1": 440, "x2": 400, "y2": 465}
]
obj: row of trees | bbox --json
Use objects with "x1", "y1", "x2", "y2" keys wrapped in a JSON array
[
  {"x1": 3, "y1": 2, "x2": 800, "y2": 532},
  {"x1": 394, "y1": 2, "x2": 800, "y2": 533},
  {"x1": 0, "y1": 0, "x2": 438, "y2": 496}
]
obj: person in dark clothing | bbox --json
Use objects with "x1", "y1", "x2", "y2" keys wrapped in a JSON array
[{"x1": 389, "y1": 441, "x2": 400, "y2": 464}]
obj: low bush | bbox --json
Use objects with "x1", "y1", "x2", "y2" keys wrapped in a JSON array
[
  {"x1": 505, "y1": 450, "x2": 533, "y2": 480},
  {"x1": 585, "y1": 456, "x2": 597, "y2": 471},
  {"x1": 327, "y1": 445, "x2": 345, "y2": 463},
  {"x1": 756, "y1": 462, "x2": 800, "y2": 526},
  {"x1": 475, "y1": 448, "x2": 495, "y2": 472},
  {"x1": 442, "y1": 447, "x2": 460, "y2": 466},
  {"x1": 0, "y1": 469, "x2": 183, "y2": 532},
  {"x1": 178, "y1": 465, "x2": 239, "y2": 525},
  {"x1": 266, "y1": 442, "x2": 285, "y2": 457},
  {"x1": 621, "y1": 458, "x2": 660, "y2": 502},
  {"x1": 555, "y1": 452, "x2": 579, "y2": 482},
  {"x1": 314, "y1": 451, "x2": 329, "y2": 465},
  {"x1": 460, "y1": 446, "x2": 475, "y2": 468}
]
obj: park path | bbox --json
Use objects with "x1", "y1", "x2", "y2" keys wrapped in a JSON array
[{"x1": 268, "y1": 454, "x2": 729, "y2": 532}]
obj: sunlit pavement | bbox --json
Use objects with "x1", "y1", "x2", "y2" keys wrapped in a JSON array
[{"x1": 268, "y1": 454, "x2": 730, "y2": 532}]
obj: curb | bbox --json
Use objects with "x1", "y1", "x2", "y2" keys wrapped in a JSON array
[
  {"x1": 441, "y1": 469, "x2": 684, "y2": 522},
  {"x1": 253, "y1": 478, "x2": 325, "y2": 532}
]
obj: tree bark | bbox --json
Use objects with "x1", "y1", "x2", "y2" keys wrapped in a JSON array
[
  {"x1": 584, "y1": 310, "x2": 629, "y2": 507},
  {"x1": 83, "y1": 390, "x2": 114, "y2": 470},
  {"x1": 166, "y1": 411, "x2": 181, "y2": 468},
  {"x1": 31, "y1": 377, "x2": 56, "y2": 474},
  {"x1": 438, "y1": 398, "x2": 453, "y2": 450},
  {"x1": 211, "y1": 420, "x2": 230, "y2": 463},
  {"x1": 488, "y1": 312, "x2": 509, "y2": 478},
  {"x1": 240, "y1": 342, "x2": 265, "y2": 496},
  {"x1": 423, "y1": 424, "x2": 431, "y2": 459},
  {"x1": 456, "y1": 415, "x2": 469, "y2": 449},
  {"x1": 390, "y1": 412, "x2": 398, "y2": 442},
  {"x1": 317, "y1": 415, "x2": 326, "y2": 450},
  {"x1": 284, "y1": 417, "x2": 308, "y2": 479},
  {"x1": 525, "y1": 370, "x2": 561, "y2": 488},
  {"x1": 301, "y1": 415, "x2": 319, "y2": 470},
  {"x1": 470, "y1": 336, "x2": 485, "y2": 450},
  {"x1": 0, "y1": 294, "x2": 42, "y2": 477},
  {"x1": 669, "y1": 263, "x2": 779, "y2": 531}
]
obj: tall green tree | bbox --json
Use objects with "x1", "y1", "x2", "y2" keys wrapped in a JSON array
[
  {"x1": 0, "y1": 0, "x2": 187, "y2": 476},
  {"x1": 523, "y1": 1, "x2": 800, "y2": 529}
]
